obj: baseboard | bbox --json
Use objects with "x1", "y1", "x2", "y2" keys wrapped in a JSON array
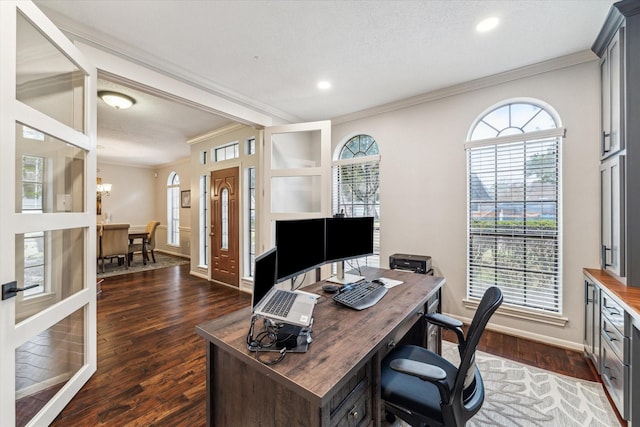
[
  {"x1": 444, "y1": 312, "x2": 583, "y2": 352},
  {"x1": 155, "y1": 249, "x2": 190, "y2": 259}
]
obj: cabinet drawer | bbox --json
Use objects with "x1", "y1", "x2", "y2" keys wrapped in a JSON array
[
  {"x1": 601, "y1": 292, "x2": 625, "y2": 335},
  {"x1": 601, "y1": 338, "x2": 626, "y2": 417},
  {"x1": 601, "y1": 315, "x2": 624, "y2": 361}
]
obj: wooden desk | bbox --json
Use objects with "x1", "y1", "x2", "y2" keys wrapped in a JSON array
[{"x1": 196, "y1": 267, "x2": 445, "y2": 426}]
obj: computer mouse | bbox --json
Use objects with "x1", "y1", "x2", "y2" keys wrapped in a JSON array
[{"x1": 322, "y1": 284, "x2": 339, "y2": 293}]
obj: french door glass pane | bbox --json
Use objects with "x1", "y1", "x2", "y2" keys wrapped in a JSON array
[
  {"x1": 15, "y1": 307, "x2": 85, "y2": 427},
  {"x1": 16, "y1": 12, "x2": 86, "y2": 132},
  {"x1": 15, "y1": 228, "x2": 86, "y2": 323},
  {"x1": 16, "y1": 123, "x2": 86, "y2": 213}
]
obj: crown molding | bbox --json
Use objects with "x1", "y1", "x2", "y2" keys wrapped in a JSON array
[
  {"x1": 187, "y1": 123, "x2": 248, "y2": 145},
  {"x1": 332, "y1": 50, "x2": 598, "y2": 125}
]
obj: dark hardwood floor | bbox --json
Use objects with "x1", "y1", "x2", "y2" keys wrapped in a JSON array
[{"x1": 50, "y1": 264, "x2": 604, "y2": 426}]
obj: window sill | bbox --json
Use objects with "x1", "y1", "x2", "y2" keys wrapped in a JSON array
[{"x1": 462, "y1": 298, "x2": 568, "y2": 327}]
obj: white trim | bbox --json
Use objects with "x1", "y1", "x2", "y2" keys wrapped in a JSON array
[
  {"x1": 461, "y1": 298, "x2": 569, "y2": 327},
  {"x1": 188, "y1": 123, "x2": 247, "y2": 144},
  {"x1": 332, "y1": 154, "x2": 381, "y2": 167},
  {"x1": 464, "y1": 127, "x2": 566, "y2": 149}
]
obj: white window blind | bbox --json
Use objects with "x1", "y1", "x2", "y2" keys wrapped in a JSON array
[
  {"x1": 332, "y1": 156, "x2": 380, "y2": 268},
  {"x1": 467, "y1": 135, "x2": 561, "y2": 313}
]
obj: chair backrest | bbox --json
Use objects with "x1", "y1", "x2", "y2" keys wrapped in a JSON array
[
  {"x1": 452, "y1": 286, "x2": 502, "y2": 417},
  {"x1": 101, "y1": 223, "x2": 130, "y2": 257},
  {"x1": 145, "y1": 221, "x2": 160, "y2": 249}
]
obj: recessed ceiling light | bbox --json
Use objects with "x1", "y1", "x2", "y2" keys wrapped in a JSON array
[
  {"x1": 476, "y1": 16, "x2": 499, "y2": 33},
  {"x1": 317, "y1": 81, "x2": 331, "y2": 90}
]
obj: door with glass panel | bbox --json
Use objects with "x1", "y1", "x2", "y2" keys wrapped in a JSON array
[
  {"x1": 210, "y1": 167, "x2": 240, "y2": 286},
  {"x1": 0, "y1": 2, "x2": 97, "y2": 426}
]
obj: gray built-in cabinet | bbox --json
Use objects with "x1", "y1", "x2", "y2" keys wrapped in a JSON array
[
  {"x1": 593, "y1": 0, "x2": 640, "y2": 285},
  {"x1": 584, "y1": 2, "x2": 640, "y2": 424}
]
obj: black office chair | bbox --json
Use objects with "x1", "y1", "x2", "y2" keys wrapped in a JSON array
[{"x1": 381, "y1": 286, "x2": 503, "y2": 427}]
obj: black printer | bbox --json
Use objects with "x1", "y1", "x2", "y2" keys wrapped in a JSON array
[{"x1": 389, "y1": 253, "x2": 432, "y2": 274}]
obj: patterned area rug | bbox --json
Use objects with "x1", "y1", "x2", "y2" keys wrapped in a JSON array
[
  {"x1": 386, "y1": 341, "x2": 620, "y2": 427},
  {"x1": 96, "y1": 252, "x2": 189, "y2": 278}
]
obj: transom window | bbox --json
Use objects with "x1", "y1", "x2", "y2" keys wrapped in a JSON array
[
  {"x1": 466, "y1": 101, "x2": 563, "y2": 313},
  {"x1": 333, "y1": 134, "x2": 380, "y2": 268},
  {"x1": 213, "y1": 142, "x2": 239, "y2": 162}
]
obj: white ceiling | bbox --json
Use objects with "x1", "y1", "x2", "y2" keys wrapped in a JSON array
[{"x1": 33, "y1": 0, "x2": 615, "y2": 167}]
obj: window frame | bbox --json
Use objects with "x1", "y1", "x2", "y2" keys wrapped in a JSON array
[
  {"x1": 332, "y1": 134, "x2": 381, "y2": 269},
  {"x1": 167, "y1": 172, "x2": 180, "y2": 246},
  {"x1": 465, "y1": 101, "x2": 565, "y2": 316}
]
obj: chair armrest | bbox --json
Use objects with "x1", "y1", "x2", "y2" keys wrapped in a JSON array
[
  {"x1": 424, "y1": 312, "x2": 466, "y2": 349},
  {"x1": 389, "y1": 359, "x2": 446, "y2": 381},
  {"x1": 389, "y1": 359, "x2": 451, "y2": 402},
  {"x1": 424, "y1": 313, "x2": 463, "y2": 329}
]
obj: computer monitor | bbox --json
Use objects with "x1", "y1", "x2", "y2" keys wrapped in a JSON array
[
  {"x1": 325, "y1": 216, "x2": 374, "y2": 284},
  {"x1": 275, "y1": 218, "x2": 326, "y2": 282},
  {"x1": 251, "y1": 247, "x2": 277, "y2": 309},
  {"x1": 325, "y1": 216, "x2": 374, "y2": 262}
]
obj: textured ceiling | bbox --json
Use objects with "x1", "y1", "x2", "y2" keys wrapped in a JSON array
[{"x1": 34, "y1": 0, "x2": 615, "y2": 166}]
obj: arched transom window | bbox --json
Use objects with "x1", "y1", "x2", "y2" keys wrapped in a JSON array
[{"x1": 466, "y1": 101, "x2": 563, "y2": 314}]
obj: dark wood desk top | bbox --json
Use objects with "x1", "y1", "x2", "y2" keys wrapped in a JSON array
[{"x1": 196, "y1": 267, "x2": 445, "y2": 406}]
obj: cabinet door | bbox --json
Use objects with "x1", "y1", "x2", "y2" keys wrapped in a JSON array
[
  {"x1": 584, "y1": 278, "x2": 601, "y2": 372},
  {"x1": 601, "y1": 27, "x2": 624, "y2": 158},
  {"x1": 600, "y1": 155, "x2": 625, "y2": 276}
]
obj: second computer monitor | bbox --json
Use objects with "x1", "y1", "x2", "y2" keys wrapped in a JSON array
[{"x1": 325, "y1": 216, "x2": 374, "y2": 263}]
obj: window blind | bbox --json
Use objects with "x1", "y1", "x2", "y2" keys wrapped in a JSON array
[
  {"x1": 467, "y1": 136, "x2": 561, "y2": 313},
  {"x1": 332, "y1": 156, "x2": 380, "y2": 268}
]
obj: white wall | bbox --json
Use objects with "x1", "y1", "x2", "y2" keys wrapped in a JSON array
[
  {"x1": 96, "y1": 162, "x2": 155, "y2": 228},
  {"x1": 331, "y1": 61, "x2": 601, "y2": 348}
]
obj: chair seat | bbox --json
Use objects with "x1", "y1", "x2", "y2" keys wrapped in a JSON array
[{"x1": 381, "y1": 345, "x2": 458, "y2": 425}]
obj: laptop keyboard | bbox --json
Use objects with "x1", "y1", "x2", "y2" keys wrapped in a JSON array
[
  {"x1": 263, "y1": 290, "x2": 297, "y2": 317},
  {"x1": 333, "y1": 281, "x2": 388, "y2": 310}
]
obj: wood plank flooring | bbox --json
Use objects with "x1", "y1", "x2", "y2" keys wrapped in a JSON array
[{"x1": 49, "y1": 265, "x2": 604, "y2": 426}]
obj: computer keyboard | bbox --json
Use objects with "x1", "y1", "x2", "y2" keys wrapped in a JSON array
[
  {"x1": 333, "y1": 280, "x2": 388, "y2": 310},
  {"x1": 263, "y1": 289, "x2": 297, "y2": 317}
]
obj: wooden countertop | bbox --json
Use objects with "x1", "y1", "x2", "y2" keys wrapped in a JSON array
[
  {"x1": 584, "y1": 268, "x2": 640, "y2": 324},
  {"x1": 196, "y1": 267, "x2": 445, "y2": 406}
]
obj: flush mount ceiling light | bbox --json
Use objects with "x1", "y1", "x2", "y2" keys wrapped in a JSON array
[
  {"x1": 476, "y1": 16, "x2": 500, "y2": 33},
  {"x1": 98, "y1": 90, "x2": 136, "y2": 109}
]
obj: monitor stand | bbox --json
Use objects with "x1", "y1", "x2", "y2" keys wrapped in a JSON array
[{"x1": 326, "y1": 260, "x2": 364, "y2": 285}]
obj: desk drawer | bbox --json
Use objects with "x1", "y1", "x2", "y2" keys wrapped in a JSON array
[{"x1": 329, "y1": 373, "x2": 371, "y2": 427}]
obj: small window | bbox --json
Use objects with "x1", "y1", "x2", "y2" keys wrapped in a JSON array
[
  {"x1": 247, "y1": 137, "x2": 256, "y2": 155},
  {"x1": 167, "y1": 172, "x2": 180, "y2": 246},
  {"x1": 213, "y1": 142, "x2": 239, "y2": 162}
]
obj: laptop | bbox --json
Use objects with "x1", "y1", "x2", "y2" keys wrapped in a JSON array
[{"x1": 251, "y1": 247, "x2": 316, "y2": 327}]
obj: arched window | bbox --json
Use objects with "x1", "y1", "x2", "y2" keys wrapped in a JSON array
[
  {"x1": 466, "y1": 101, "x2": 563, "y2": 313},
  {"x1": 333, "y1": 134, "x2": 380, "y2": 267},
  {"x1": 167, "y1": 172, "x2": 180, "y2": 246}
]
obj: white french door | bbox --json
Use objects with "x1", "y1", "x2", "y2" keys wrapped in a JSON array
[{"x1": 0, "y1": 2, "x2": 97, "y2": 426}]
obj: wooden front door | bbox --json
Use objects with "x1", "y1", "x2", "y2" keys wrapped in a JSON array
[{"x1": 210, "y1": 167, "x2": 239, "y2": 286}]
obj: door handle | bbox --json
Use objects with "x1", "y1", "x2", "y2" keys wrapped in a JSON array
[{"x1": 2, "y1": 281, "x2": 39, "y2": 300}]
